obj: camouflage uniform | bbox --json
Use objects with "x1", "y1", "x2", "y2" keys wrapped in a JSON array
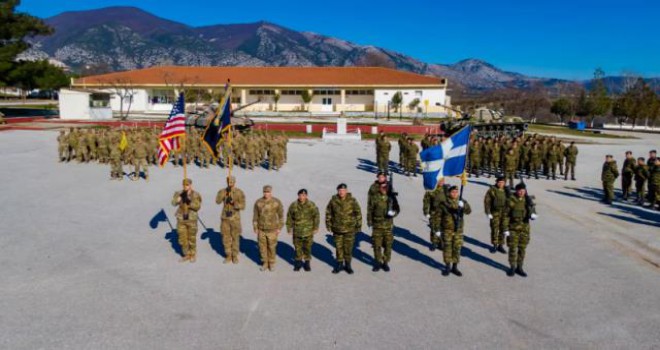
[
  {"x1": 423, "y1": 184, "x2": 447, "y2": 250},
  {"x1": 440, "y1": 198, "x2": 472, "y2": 267},
  {"x1": 286, "y1": 198, "x2": 320, "y2": 266},
  {"x1": 375, "y1": 134, "x2": 391, "y2": 172},
  {"x1": 404, "y1": 139, "x2": 419, "y2": 176},
  {"x1": 109, "y1": 139, "x2": 123, "y2": 180},
  {"x1": 621, "y1": 156, "x2": 636, "y2": 200},
  {"x1": 468, "y1": 140, "x2": 481, "y2": 177},
  {"x1": 253, "y1": 190, "x2": 284, "y2": 271},
  {"x1": 650, "y1": 159, "x2": 660, "y2": 209},
  {"x1": 504, "y1": 151, "x2": 517, "y2": 188},
  {"x1": 325, "y1": 193, "x2": 362, "y2": 269},
  {"x1": 132, "y1": 140, "x2": 149, "y2": 180},
  {"x1": 172, "y1": 182, "x2": 202, "y2": 261},
  {"x1": 57, "y1": 131, "x2": 68, "y2": 162},
  {"x1": 502, "y1": 193, "x2": 536, "y2": 274},
  {"x1": 634, "y1": 162, "x2": 649, "y2": 204},
  {"x1": 484, "y1": 185, "x2": 509, "y2": 250},
  {"x1": 564, "y1": 144, "x2": 578, "y2": 180},
  {"x1": 601, "y1": 159, "x2": 619, "y2": 204},
  {"x1": 367, "y1": 190, "x2": 394, "y2": 269},
  {"x1": 547, "y1": 145, "x2": 560, "y2": 180},
  {"x1": 216, "y1": 180, "x2": 246, "y2": 263}
]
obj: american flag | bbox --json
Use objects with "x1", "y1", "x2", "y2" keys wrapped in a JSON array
[{"x1": 157, "y1": 93, "x2": 186, "y2": 167}]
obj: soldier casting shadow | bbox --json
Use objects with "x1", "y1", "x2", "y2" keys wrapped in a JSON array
[
  {"x1": 459, "y1": 245, "x2": 509, "y2": 272},
  {"x1": 164, "y1": 230, "x2": 184, "y2": 257},
  {"x1": 356, "y1": 158, "x2": 403, "y2": 176},
  {"x1": 550, "y1": 187, "x2": 658, "y2": 224},
  {"x1": 200, "y1": 228, "x2": 226, "y2": 258},
  {"x1": 597, "y1": 212, "x2": 659, "y2": 227},
  {"x1": 392, "y1": 226, "x2": 444, "y2": 270},
  {"x1": 239, "y1": 236, "x2": 262, "y2": 266},
  {"x1": 149, "y1": 209, "x2": 184, "y2": 257}
]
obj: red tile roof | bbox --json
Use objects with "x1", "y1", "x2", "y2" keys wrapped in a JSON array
[{"x1": 73, "y1": 66, "x2": 446, "y2": 87}]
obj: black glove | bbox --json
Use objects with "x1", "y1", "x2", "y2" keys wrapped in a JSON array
[{"x1": 180, "y1": 191, "x2": 190, "y2": 205}]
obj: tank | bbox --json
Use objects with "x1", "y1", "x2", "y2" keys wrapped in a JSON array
[
  {"x1": 185, "y1": 104, "x2": 254, "y2": 132},
  {"x1": 440, "y1": 107, "x2": 528, "y2": 138}
]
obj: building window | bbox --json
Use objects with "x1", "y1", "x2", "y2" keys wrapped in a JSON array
[
  {"x1": 313, "y1": 89, "x2": 340, "y2": 95},
  {"x1": 231, "y1": 96, "x2": 242, "y2": 104},
  {"x1": 249, "y1": 90, "x2": 274, "y2": 95},
  {"x1": 282, "y1": 90, "x2": 303, "y2": 95},
  {"x1": 415, "y1": 90, "x2": 423, "y2": 97},
  {"x1": 150, "y1": 89, "x2": 174, "y2": 104},
  {"x1": 346, "y1": 90, "x2": 373, "y2": 95}
]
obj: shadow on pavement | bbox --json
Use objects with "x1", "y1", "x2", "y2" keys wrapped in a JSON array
[
  {"x1": 240, "y1": 236, "x2": 262, "y2": 266},
  {"x1": 392, "y1": 226, "x2": 444, "y2": 270},
  {"x1": 276, "y1": 241, "x2": 295, "y2": 266},
  {"x1": 312, "y1": 242, "x2": 336, "y2": 268},
  {"x1": 200, "y1": 228, "x2": 226, "y2": 258},
  {"x1": 324, "y1": 233, "x2": 375, "y2": 266},
  {"x1": 355, "y1": 158, "x2": 404, "y2": 176},
  {"x1": 463, "y1": 235, "x2": 493, "y2": 252},
  {"x1": 164, "y1": 230, "x2": 183, "y2": 257},
  {"x1": 460, "y1": 245, "x2": 509, "y2": 273}
]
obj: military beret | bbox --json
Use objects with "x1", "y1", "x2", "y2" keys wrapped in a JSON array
[
  {"x1": 182, "y1": 178, "x2": 192, "y2": 186},
  {"x1": 263, "y1": 185, "x2": 272, "y2": 192},
  {"x1": 496, "y1": 176, "x2": 506, "y2": 182},
  {"x1": 337, "y1": 183, "x2": 347, "y2": 190},
  {"x1": 448, "y1": 186, "x2": 458, "y2": 192},
  {"x1": 651, "y1": 150, "x2": 657, "y2": 153},
  {"x1": 377, "y1": 170, "x2": 387, "y2": 177},
  {"x1": 298, "y1": 188, "x2": 308, "y2": 195},
  {"x1": 515, "y1": 183, "x2": 527, "y2": 191}
]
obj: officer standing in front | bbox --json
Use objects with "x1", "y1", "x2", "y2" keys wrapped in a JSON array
[
  {"x1": 172, "y1": 178, "x2": 202, "y2": 263},
  {"x1": 253, "y1": 185, "x2": 284, "y2": 271},
  {"x1": 440, "y1": 186, "x2": 472, "y2": 277},
  {"x1": 286, "y1": 189, "x2": 320, "y2": 272},
  {"x1": 484, "y1": 176, "x2": 509, "y2": 254},
  {"x1": 325, "y1": 183, "x2": 362, "y2": 274},
  {"x1": 367, "y1": 182, "x2": 395, "y2": 272},
  {"x1": 502, "y1": 182, "x2": 537, "y2": 277},
  {"x1": 216, "y1": 176, "x2": 246, "y2": 264}
]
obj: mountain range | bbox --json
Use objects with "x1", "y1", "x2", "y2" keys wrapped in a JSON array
[{"x1": 20, "y1": 6, "x2": 658, "y2": 95}]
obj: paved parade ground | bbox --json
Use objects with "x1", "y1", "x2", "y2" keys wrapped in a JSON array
[{"x1": 0, "y1": 129, "x2": 659, "y2": 349}]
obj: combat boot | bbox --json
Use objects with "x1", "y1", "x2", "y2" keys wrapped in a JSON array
[
  {"x1": 507, "y1": 266, "x2": 516, "y2": 277},
  {"x1": 344, "y1": 262, "x2": 354, "y2": 274},
  {"x1": 303, "y1": 260, "x2": 311, "y2": 272},
  {"x1": 223, "y1": 257, "x2": 231, "y2": 264},
  {"x1": 451, "y1": 263, "x2": 462, "y2": 277},
  {"x1": 372, "y1": 263, "x2": 380, "y2": 272},
  {"x1": 430, "y1": 243, "x2": 436, "y2": 252},
  {"x1": 490, "y1": 245, "x2": 497, "y2": 254},
  {"x1": 332, "y1": 262, "x2": 344, "y2": 274},
  {"x1": 497, "y1": 245, "x2": 507, "y2": 254},
  {"x1": 442, "y1": 264, "x2": 450, "y2": 276},
  {"x1": 382, "y1": 262, "x2": 390, "y2": 272},
  {"x1": 294, "y1": 260, "x2": 302, "y2": 272},
  {"x1": 515, "y1": 265, "x2": 527, "y2": 277}
]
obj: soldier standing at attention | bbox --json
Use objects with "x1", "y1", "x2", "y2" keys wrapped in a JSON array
[
  {"x1": 132, "y1": 138, "x2": 149, "y2": 180},
  {"x1": 484, "y1": 176, "x2": 509, "y2": 254},
  {"x1": 564, "y1": 142, "x2": 578, "y2": 181},
  {"x1": 621, "y1": 151, "x2": 636, "y2": 201},
  {"x1": 423, "y1": 178, "x2": 447, "y2": 251},
  {"x1": 109, "y1": 134, "x2": 124, "y2": 180},
  {"x1": 601, "y1": 155, "x2": 619, "y2": 205},
  {"x1": 216, "y1": 176, "x2": 246, "y2": 264},
  {"x1": 440, "y1": 186, "x2": 472, "y2": 277},
  {"x1": 367, "y1": 182, "x2": 395, "y2": 272},
  {"x1": 502, "y1": 182, "x2": 537, "y2": 277},
  {"x1": 398, "y1": 132, "x2": 408, "y2": 172},
  {"x1": 57, "y1": 130, "x2": 68, "y2": 162},
  {"x1": 375, "y1": 131, "x2": 391, "y2": 172},
  {"x1": 468, "y1": 139, "x2": 481, "y2": 178},
  {"x1": 286, "y1": 189, "x2": 320, "y2": 272},
  {"x1": 253, "y1": 185, "x2": 284, "y2": 271},
  {"x1": 504, "y1": 148, "x2": 517, "y2": 188},
  {"x1": 646, "y1": 150, "x2": 657, "y2": 205},
  {"x1": 634, "y1": 157, "x2": 649, "y2": 206},
  {"x1": 326, "y1": 183, "x2": 362, "y2": 274},
  {"x1": 404, "y1": 137, "x2": 419, "y2": 177},
  {"x1": 172, "y1": 179, "x2": 202, "y2": 263},
  {"x1": 650, "y1": 157, "x2": 660, "y2": 210}
]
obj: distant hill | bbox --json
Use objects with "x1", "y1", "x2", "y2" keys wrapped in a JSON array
[{"x1": 20, "y1": 6, "x2": 658, "y2": 95}]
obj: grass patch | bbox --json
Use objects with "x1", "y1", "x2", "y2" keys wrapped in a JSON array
[
  {"x1": 528, "y1": 124, "x2": 635, "y2": 139},
  {"x1": 1, "y1": 104, "x2": 58, "y2": 110}
]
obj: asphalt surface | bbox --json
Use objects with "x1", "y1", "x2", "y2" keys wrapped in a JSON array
[{"x1": 0, "y1": 130, "x2": 658, "y2": 350}]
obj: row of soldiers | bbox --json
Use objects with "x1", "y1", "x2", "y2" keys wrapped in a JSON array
[
  {"x1": 601, "y1": 150, "x2": 659, "y2": 209},
  {"x1": 57, "y1": 127, "x2": 290, "y2": 180},
  {"x1": 374, "y1": 131, "x2": 580, "y2": 188},
  {"x1": 172, "y1": 171, "x2": 537, "y2": 277}
]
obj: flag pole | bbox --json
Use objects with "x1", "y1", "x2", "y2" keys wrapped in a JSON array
[
  {"x1": 225, "y1": 80, "x2": 233, "y2": 179},
  {"x1": 459, "y1": 126, "x2": 472, "y2": 201},
  {"x1": 182, "y1": 133, "x2": 187, "y2": 181}
]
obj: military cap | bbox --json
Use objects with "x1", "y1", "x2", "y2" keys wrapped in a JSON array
[
  {"x1": 651, "y1": 150, "x2": 657, "y2": 154},
  {"x1": 298, "y1": 188, "x2": 308, "y2": 195},
  {"x1": 448, "y1": 185, "x2": 458, "y2": 192},
  {"x1": 515, "y1": 182, "x2": 527, "y2": 191},
  {"x1": 496, "y1": 176, "x2": 506, "y2": 182},
  {"x1": 182, "y1": 178, "x2": 192, "y2": 185},
  {"x1": 227, "y1": 176, "x2": 236, "y2": 184},
  {"x1": 263, "y1": 185, "x2": 272, "y2": 192},
  {"x1": 337, "y1": 183, "x2": 347, "y2": 190},
  {"x1": 377, "y1": 170, "x2": 387, "y2": 177}
]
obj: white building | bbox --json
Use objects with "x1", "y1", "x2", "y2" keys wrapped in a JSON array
[
  {"x1": 58, "y1": 89, "x2": 112, "y2": 120},
  {"x1": 68, "y1": 66, "x2": 450, "y2": 118}
]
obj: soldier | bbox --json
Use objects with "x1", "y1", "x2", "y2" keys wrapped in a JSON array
[
  {"x1": 621, "y1": 151, "x2": 636, "y2": 201},
  {"x1": 564, "y1": 141, "x2": 578, "y2": 181},
  {"x1": 398, "y1": 132, "x2": 408, "y2": 171},
  {"x1": 172, "y1": 178, "x2": 202, "y2": 262},
  {"x1": 490, "y1": 139, "x2": 501, "y2": 177},
  {"x1": 375, "y1": 131, "x2": 391, "y2": 172},
  {"x1": 57, "y1": 130, "x2": 68, "y2": 162},
  {"x1": 557, "y1": 140, "x2": 566, "y2": 176},
  {"x1": 650, "y1": 157, "x2": 660, "y2": 210},
  {"x1": 634, "y1": 157, "x2": 649, "y2": 205},
  {"x1": 439, "y1": 186, "x2": 471, "y2": 276},
  {"x1": 286, "y1": 189, "x2": 320, "y2": 272},
  {"x1": 601, "y1": 155, "x2": 619, "y2": 205},
  {"x1": 484, "y1": 176, "x2": 509, "y2": 254},
  {"x1": 646, "y1": 150, "x2": 657, "y2": 205},
  {"x1": 468, "y1": 139, "x2": 481, "y2": 177},
  {"x1": 132, "y1": 138, "x2": 149, "y2": 180},
  {"x1": 547, "y1": 144, "x2": 560, "y2": 180},
  {"x1": 368, "y1": 171, "x2": 388, "y2": 199},
  {"x1": 502, "y1": 182, "x2": 537, "y2": 277},
  {"x1": 367, "y1": 182, "x2": 395, "y2": 272},
  {"x1": 404, "y1": 137, "x2": 419, "y2": 176},
  {"x1": 109, "y1": 134, "x2": 124, "y2": 180},
  {"x1": 423, "y1": 178, "x2": 447, "y2": 251},
  {"x1": 253, "y1": 185, "x2": 284, "y2": 271},
  {"x1": 216, "y1": 176, "x2": 246, "y2": 264},
  {"x1": 504, "y1": 148, "x2": 517, "y2": 188},
  {"x1": 325, "y1": 183, "x2": 362, "y2": 274},
  {"x1": 528, "y1": 142, "x2": 541, "y2": 179}
]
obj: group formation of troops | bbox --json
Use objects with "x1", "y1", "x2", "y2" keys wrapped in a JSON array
[
  {"x1": 600, "y1": 150, "x2": 660, "y2": 209},
  {"x1": 57, "y1": 127, "x2": 290, "y2": 180},
  {"x1": 172, "y1": 169, "x2": 538, "y2": 278},
  {"x1": 374, "y1": 131, "x2": 579, "y2": 188}
]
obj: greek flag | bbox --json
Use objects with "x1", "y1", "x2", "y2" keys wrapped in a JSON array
[{"x1": 420, "y1": 126, "x2": 471, "y2": 190}]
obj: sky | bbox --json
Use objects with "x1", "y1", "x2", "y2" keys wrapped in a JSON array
[{"x1": 17, "y1": 0, "x2": 660, "y2": 80}]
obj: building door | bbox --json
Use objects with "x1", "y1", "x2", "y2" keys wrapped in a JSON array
[{"x1": 321, "y1": 97, "x2": 333, "y2": 112}]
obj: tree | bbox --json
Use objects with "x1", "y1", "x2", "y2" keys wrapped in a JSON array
[
  {"x1": 105, "y1": 78, "x2": 136, "y2": 120},
  {"x1": 300, "y1": 90, "x2": 313, "y2": 111},
  {"x1": 391, "y1": 91, "x2": 402, "y2": 113},
  {"x1": 7, "y1": 60, "x2": 68, "y2": 99},
  {"x1": 408, "y1": 98, "x2": 420, "y2": 112},
  {"x1": 550, "y1": 98, "x2": 574, "y2": 125},
  {"x1": 587, "y1": 68, "x2": 612, "y2": 127},
  {"x1": 0, "y1": 0, "x2": 53, "y2": 87}
]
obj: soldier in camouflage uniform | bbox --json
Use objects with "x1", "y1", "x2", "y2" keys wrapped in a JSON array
[
  {"x1": 286, "y1": 189, "x2": 320, "y2": 272},
  {"x1": 650, "y1": 157, "x2": 660, "y2": 210},
  {"x1": 484, "y1": 176, "x2": 509, "y2": 254},
  {"x1": 503, "y1": 148, "x2": 517, "y2": 188},
  {"x1": 109, "y1": 134, "x2": 124, "y2": 180},
  {"x1": 367, "y1": 182, "x2": 395, "y2": 272},
  {"x1": 502, "y1": 182, "x2": 537, "y2": 277},
  {"x1": 601, "y1": 155, "x2": 619, "y2": 205},
  {"x1": 468, "y1": 139, "x2": 481, "y2": 177},
  {"x1": 57, "y1": 130, "x2": 68, "y2": 162},
  {"x1": 489, "y1": 139, "x2": 501, "y2": 177},
  {"x1": 398, "y1": 132, "x2": 408, "y2": 171},
  {"x1": 172, "y1": 178, "x2": 202, "y2": 263},
  {"x1": 375, "y1": 131, "x2": 391, "y2": 172},
  {"x1": 253, "y1": 185, "x2": 284, "y2": 271},
  {"x1": 547, "y1": 144, "x2": 560, "y2": 180},
  {"x1": 564, "y1": 142, "x2": 578, "y2": 181},
  {"x1": 216, "y1": 176, "x2": 246, "y2": 264},
  {"x1": 404, "y1": 137, "x2": 419, "y2": 176},
  {"x1": 439, "y1": 186, "x2": 471, "y2": 276},
  {"x1": 557, "y1": 140, "x2": 566, "y2": 176},
  {"x1": 621, "y1": 151, "x2": 636, "y2": 201},
  {"x1": 634, "y1": 157, "x2": 649, "y2": 205},
  {"x1": 326, "y1": 183, "x2": 362, "y2": 274},
  {"x1": 646, "y1": 150, "x2": 657, "y2": 206},
  {"x1": 67, "y1": 128, "x2": 78, "y2": 162},
  {"x1": 423, "y1": 178, "x2": 447, "y2": 251},
  {"x1": 131, "y1": 138, "x2": 149, "y2": 180}
]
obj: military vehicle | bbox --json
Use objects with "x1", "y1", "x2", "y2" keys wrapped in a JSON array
[
  {"x1": 185, "y1": 100, "x2": 257, "y2": 132},
  {"x1": 437, "y1": 104, "x2": 528, "y2": 138}
]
